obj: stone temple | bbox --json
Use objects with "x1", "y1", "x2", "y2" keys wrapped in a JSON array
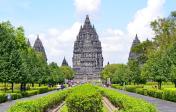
[
  {"x1": 128, "y1": 34, "x2": 141, "y2": 61},
  {"x1": 33, "y1": 35, "x2": 47, "y2": 62},
  {"x1": 72, "y1": 15, "x2": 103, "y2": 82}
]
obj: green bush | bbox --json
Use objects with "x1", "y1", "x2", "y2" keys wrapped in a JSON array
[
  {"x1": 154, "y1": 90, "x2": 163, "y2": 99},
  {"x1": 98, "y1": 87, "x2": 157, "y2": 112},
  {"x1": 0, "y1": 93, "x2": 7, "y2": 103},
  {"x1": 32, "y1": 87, "x2": 49, "y2": 94},
  {"x1": 125, "y1": 85, "x2": 143, "y2": 92},
  {"x1": 22, "y1": 90, "x2": 39, "y2": 97},
  {"x1": 66, "y1": 84, "x2": 103, "y2": 112},
  {"x1": 163, "y1": 88, "x2": 176, "y2": 102},
  {"x1": 111, "y1": 84, "x2": 123, "y2": 90},
  {"x1": 8, "y1": 89, "x2": 69, "y2": 112},
  {"x1": 10, "y1": 93, "x2": 22, "y2": 100},
  {"x1": 136, "y1": 88, "x2": 147, "y2": 95}
]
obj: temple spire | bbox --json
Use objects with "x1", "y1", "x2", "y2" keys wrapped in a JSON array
[
  {"x1": 61, "y1": 57, "x2": 69, "y2": 66},
  {"x1": 33, "y1": 35, "x2": 47, "y2": 61},
  {"x1": 27, "y1": 39, "x2": 31, "y2": 47},
  {"x1": 83, "y1": 15, "x2": 92, "y2": 29}
]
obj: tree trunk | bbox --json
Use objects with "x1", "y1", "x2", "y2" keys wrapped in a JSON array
[
  {"x1": 4, "y1": 82, "x2": 7, "y2": 93},
  {"x1": 158, "y1": 80, "x2": 162, "y2": 89},
  {"x1": 32, "y1": 83, "x2": 34, "y2": 87},
  {"x1": 174, "y1": 79, "x2": 176, "y2": 88},
  {"x1": 11, "y1": 82, "x2": 14, "y2": 93},
  {"x1": 39, "y1": 83, "x2": 41, "y2": 87}
]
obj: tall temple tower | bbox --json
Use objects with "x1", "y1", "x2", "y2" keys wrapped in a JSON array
[
  {"x1": 72, "y1": 15, "x2": 103, "y2": 82},
  {"x1": 33, "y1": 35, "x2": 47, "y2": 61},
  {"x1": 128, "y1": 34, "x2": 141, "y2": 61}
]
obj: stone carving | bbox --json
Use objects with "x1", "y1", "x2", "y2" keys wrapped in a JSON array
[{"x1": 72, "y1": 15, "x2": 103, "y2": 82}]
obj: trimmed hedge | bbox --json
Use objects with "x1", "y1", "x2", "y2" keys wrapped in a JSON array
[
  {"x1": 98, "y1": 87, "x2": 157, "y2": 112},
  {"x1": 111, "y1": 84, "x2": 123, "y2": 90},
  {"x1": 0, "y1": 93, "x2": 7, "y2": 103},
  {"x1": 8, "y1": 89, "x2": 69, "y2": 112},
  {"x1": 66, "y1": 84, "x2": 103, "y2": 112},
  {"x1": 163, "y1": 88, "x2": 176, "y2": 102},
  {"x1": 22, "y1": 90, "x2": 39, "y2": 97},
  {"x1": 112, "y1": 85, "x2": 176, "y2": 102},
  {"x1": 10, "y1": 93, "x2": 23, "y2": 100},
  {"x1": 124, "y1": 85, "x2": 143, "y2": 92},
  {"x1": 32, "y1": 87, "x2": 49, "y2": 94}
]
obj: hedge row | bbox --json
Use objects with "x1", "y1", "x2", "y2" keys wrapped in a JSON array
[
  {"x1": 112, "y1": 84, "x2": 176, "y2": 102},
  {"x1": 66, "y1": 84, "x2": 103, "y2": 112},
  {"x1": 98, "y1": 87, "x2": 157, "y2": 112},
  {"x1": 0, "y1": 86, "x2": 55, "y2": 103},
  {"x1": 8, "y1": 89, "x2": 69, "y2": 112}
]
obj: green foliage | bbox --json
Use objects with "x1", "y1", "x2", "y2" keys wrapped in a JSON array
[
  {"x1": 163, "y1": 88, "x2": 176, "y2": 102},
  {"x1": 112, "y1": 64, "x2": 131, "y2": 85},
  {"x1": 98, "y1": 87, "x2": 157, "y2": 112},
  {"x1": 21, "y1": 90, "x2": 38, "y2": 97},
  {"x1": 124, "y1": 85, "x2": 143, "y2": 93},
  {"x1": 111, "y1": 84, "x2": 123, "y2": 90},
  {"x1": 66, "y1": 84, "x2": 103, "y2": 112},
  {"x1": 0, "y1": 93, "x2": 7, "y2": 103},
  {"x1": 32, "y1": 87, "x2": 48, "y2": 94},
  {"x1": 101, "y1": 64, "x2": 120, "y2": 80},
  {"x1": 60, "y1": 66, "x2": 75, "y2": 80},
  {"x1": 10, "y1": 93, "x2": 23, "y2": 100},
  {"x1": 8, "y1": 89, "x2": 69, "y2": 112},
  {"x1": 48, "y1": 62, "x2": 64, "y2": 84}
]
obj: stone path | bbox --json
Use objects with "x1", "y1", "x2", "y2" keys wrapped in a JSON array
[
  {"x1": 112, "y1": 88, "x2": 176, "y2": 112},
  {"x1": 0, "y1": 90, "x2": 57, "y2": 112},
  {"x1": 102, "y1": 97, "x2": 118, "y2": 112}
]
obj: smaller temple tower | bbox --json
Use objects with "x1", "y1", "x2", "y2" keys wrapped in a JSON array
[
  {"x1": 128, "y1": 34, "x2": 141, "y2": 61},
  {"x1": 33, "y1": 35, "x2": 47, "y2": 61},
  {"x1": 61, "y1": 57, "x2": 69, "y2": 66}
]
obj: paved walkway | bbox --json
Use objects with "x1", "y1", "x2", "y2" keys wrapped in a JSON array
[
  {"x1": 112, "y1": 88, "x2": 176, "y2": 112},
  {"x1": 0, "y1": 90, "x2": 57, "y2": 112}
]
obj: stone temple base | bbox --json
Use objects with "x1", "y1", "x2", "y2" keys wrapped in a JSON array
[{"x1": 73, "y1": 74, "x2": 101, "y2": 83}]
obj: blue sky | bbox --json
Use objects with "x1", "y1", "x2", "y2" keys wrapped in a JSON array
[{"x1": 0, "y1": 0, "x2": 175, "y2": 66}]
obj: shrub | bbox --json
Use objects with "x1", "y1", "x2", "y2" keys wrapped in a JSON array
[
  {"x1": 0, "y1": 93, "x2": 7, "y2": 103},
  {"x1": 10, "y1": 93, "x2": 22, "y2": 100},
  {"x1": 98, "y1": 87, "x2": 157, "y2": 112},
  {"x1": 8, "y1": 89, "x2": 69, "y2": 112},
  {"x1": 154, "y1": 90, "x2": 163, "y2": 99},
  {"x1": 66, "y1": 84, "x2": 103, "y2": 112},
  {"x1": 111, "y1": 84, "x2": 123, "y2": 90},
  {"x1": 163, "y1": 88, "x2": 176, "y2": 102},
  {"x1": 22, "y1": 90, "x2": 39, "y2": 97},
  {"x1": 32, "y1": 87, "x2": 49, "y2": 94},
  {"x1": 136, "y1": 88, "x2": 147, "y2": 95},
  {"x1": 124, "y1": 85, "x2": 143, "y2": 92}
]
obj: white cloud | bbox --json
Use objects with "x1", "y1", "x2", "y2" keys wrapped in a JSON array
[
  {"x1": 74, "y1": 0, "x2": 101, "y2": 15},
  {"x1": 127, "y1": 0, "x2": 165, "y2": 41},
  {"x1": 28, "y1": 22, "x2": 81, "y2": 66},
  {"x1": 28, "y1": 0, "x2": 166, "y2": 66}
]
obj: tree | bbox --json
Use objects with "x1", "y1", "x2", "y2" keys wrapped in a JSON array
[
  {"x1": 101, "y1": 64, "x2": 120, "y2": 81},
  {"x1": 128, "y1": 60, "x2": 143, "y2": 84},
  {"x1": 48, "y1": 62, "x2": 64, "y2": 85},
  {"x1": 142, "y1": 51, "x2": 171, "y2": 89},
  {"x1": 112, "y1": 64, "x2": 131, "y2": 85},
  {"x1": 60, "y1": 66, "x2": 75, "y2": 80},
  {"x1": 0, "y1": 21, "x2": 23, "y2": 92}
]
